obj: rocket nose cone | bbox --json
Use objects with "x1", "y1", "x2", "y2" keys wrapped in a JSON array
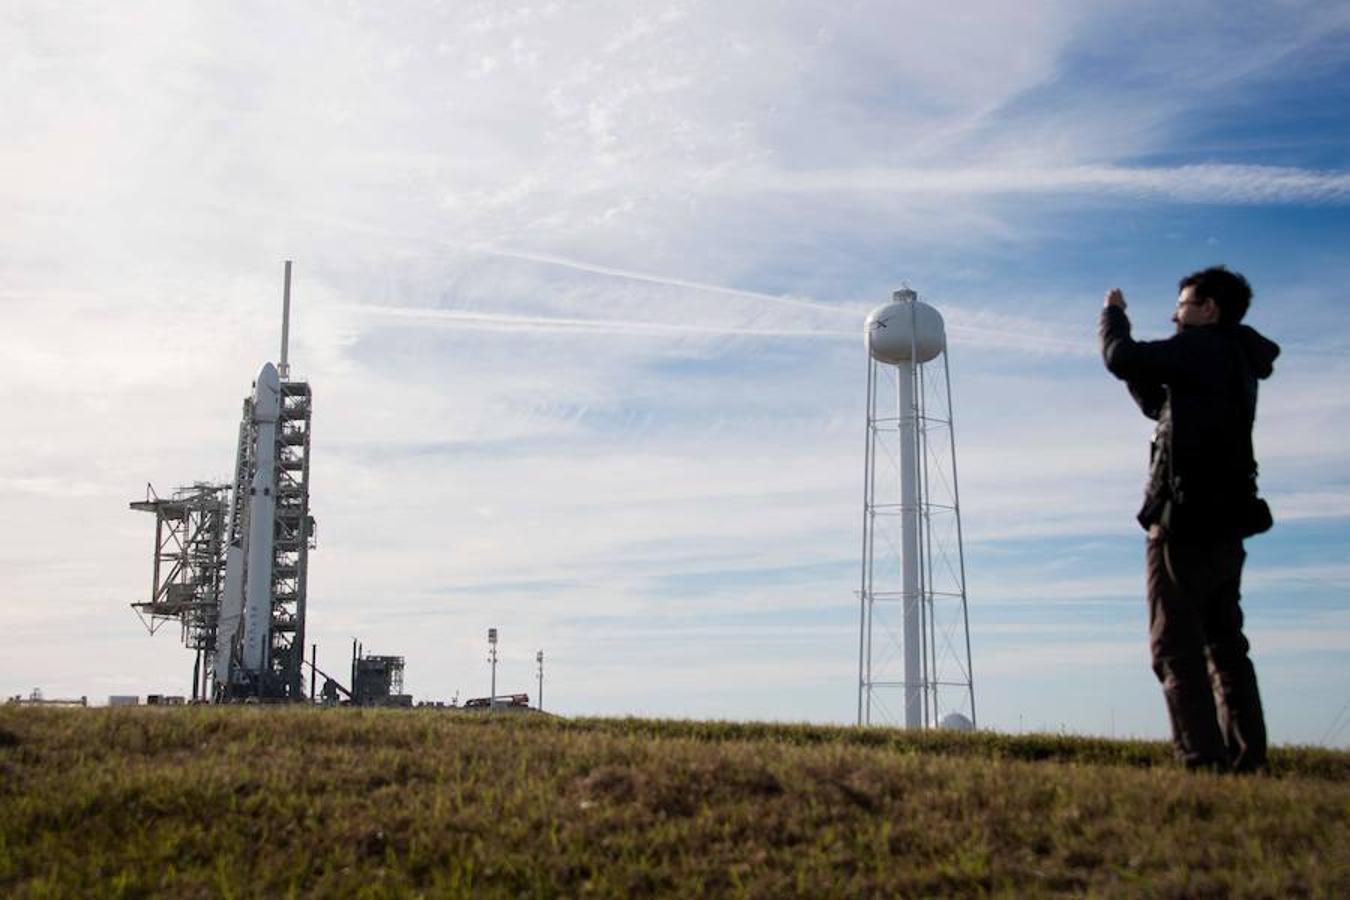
[
  {"x1": 257, "y1": 362, "x2": 280, "y2": 388},
  {"x1": 253, "y1": 362, "x2": 282, "y2": 419}
]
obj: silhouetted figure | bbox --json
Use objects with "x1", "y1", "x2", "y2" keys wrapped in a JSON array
[{"x1": 1100, "y1": 267, "x2": 1278, "y2": 772}]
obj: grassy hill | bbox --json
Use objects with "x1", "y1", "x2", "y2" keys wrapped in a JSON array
[{"x1": 1, "y1": 707, "x2": 1347, "y2": 897}]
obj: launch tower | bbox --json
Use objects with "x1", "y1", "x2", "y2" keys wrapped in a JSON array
[
  {"x1": 129, "y1": 482, "x2": 231, "y2": 701},
  {"x1": 215, "y1": 261, "x2": 315, "y2": 701},
  {"x1": 131, "y1": 262, "x2": 316, "y2": 702}
]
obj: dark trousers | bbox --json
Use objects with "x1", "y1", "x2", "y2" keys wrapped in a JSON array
[{"x1": 1146, "y1": 534, "x2": 1267, "y2": 771}]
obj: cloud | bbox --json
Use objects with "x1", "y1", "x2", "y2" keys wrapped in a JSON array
[
  {"x1": 338, "y1": 304, "x2": 854, "y2": 341},
  {"x1": 743, "y1": 164, "x2": 1350, "y2": 205},
  {"x1": 332, "y1": 291, "x2": 1096, "y2": 358}
]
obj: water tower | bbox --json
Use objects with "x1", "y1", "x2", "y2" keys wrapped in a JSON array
[{"x1": 857, "y1": 288, "x2": 975, "y2": 729}]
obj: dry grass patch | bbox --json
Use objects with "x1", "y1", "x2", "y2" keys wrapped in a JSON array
[{"x1": 0, "y1": 707, "x2": 1346, "y2": 898}]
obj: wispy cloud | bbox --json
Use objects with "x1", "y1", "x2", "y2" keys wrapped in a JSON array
[
  {"x1": 335, "y1": 294, "x2": 1094, "y2": 357},
  {"x1": 338, "y1": 304, "x2": 854, "y2": 340},
  {"x1": 465, "y1": 244, "x2": 839, "y2": 314},
  {"x1": 745, "y1": 164, "x2": 1350, "y2": 205}
]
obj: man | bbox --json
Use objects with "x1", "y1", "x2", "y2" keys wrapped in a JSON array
[{"x1": 1100, "y1": 266, "x2": 1279, "y2": 772}]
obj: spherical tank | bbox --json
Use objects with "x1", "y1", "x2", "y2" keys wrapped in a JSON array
[
  {"x1": 939, "y1": 712, "x2": 975, "y2": 732},
  {"x1": 865, "y1": 289, "x2": 946, "y2": 364}
]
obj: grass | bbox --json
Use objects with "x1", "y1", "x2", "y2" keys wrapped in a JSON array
[{"x1": 1, "y1": 707, "x2": 1347, "y2": 898}]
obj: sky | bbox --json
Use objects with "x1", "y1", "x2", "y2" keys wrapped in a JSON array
[{"x1": 3, "y1": 1, "x2": 1348, "y2": 746}]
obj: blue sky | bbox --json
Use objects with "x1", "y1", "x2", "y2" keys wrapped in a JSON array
[{"x1": 2, "y1": 1, "x2": 1348, "y2": 746}]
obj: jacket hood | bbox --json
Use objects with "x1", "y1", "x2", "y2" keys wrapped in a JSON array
[{"x1": 1234, "y1": 324, "x2": 1280, "y2": 379}]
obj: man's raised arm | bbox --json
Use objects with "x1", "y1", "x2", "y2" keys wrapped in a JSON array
[{"x1": 1099, "y1": 288, "x2": 1182, "y2": 386}]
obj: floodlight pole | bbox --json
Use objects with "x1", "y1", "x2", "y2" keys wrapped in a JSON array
[
  {"x1": 488, "y1": 628, "x2": 498, "y2": 701},
  {"x1": 536, "y1": 650, "x2": 544, "y2": 711}
]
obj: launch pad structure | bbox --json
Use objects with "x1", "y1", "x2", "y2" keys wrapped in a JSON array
[
  {"x1": 212, "y1": 366, "x2": 315, "y2": 701},
  {"x1": 131, "y1": 262, "x2": 316, "y2": 703},
  {"x1": 129, "y1": 483, "x2": 231, "y2": 700},
  {"x1": 351, "y1": 653, "x2": 408, "y2": 707}
]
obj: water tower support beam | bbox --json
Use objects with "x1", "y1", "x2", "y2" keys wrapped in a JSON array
[{"x1": 897, "y1": 357, "x2": 923, "y2": 729}]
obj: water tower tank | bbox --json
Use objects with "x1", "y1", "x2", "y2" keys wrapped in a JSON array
[{"x1": 866, "y1": 288, "x2": 946, "y2": 364}]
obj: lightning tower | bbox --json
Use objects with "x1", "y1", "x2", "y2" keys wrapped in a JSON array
[{"x1": 857, "y1": 288, "x2": 975, "y2": 729}]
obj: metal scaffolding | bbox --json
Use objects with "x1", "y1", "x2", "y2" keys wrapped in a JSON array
[
  {"x1": 129, "y1": 482, "x2": 231, "y2": 700},
  {"x1": 214, "y1": 376, "x2": 315, "y2": 701},
  {"x1": 352, "y1": 654, "x2": 407, "y2": 707},
  {"x1": 275, "y1": 378, "x2": 316, "y2": 698}
]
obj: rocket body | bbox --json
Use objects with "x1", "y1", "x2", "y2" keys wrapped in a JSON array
[
  {"x1": 215, "y1": 415, "x2": 251, "y2": 690},
  {"x1": 240, "y1": 363, "x2": 281, "y2": 675},
  {"x1": 214, "y1": 542, "x2": 246, "y2": 687}
]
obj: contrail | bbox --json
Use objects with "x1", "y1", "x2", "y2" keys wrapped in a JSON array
[
  {"x1": 462, "y1": 242, "x2": 850, "y2": 316},
  {"x1": 192, "y1": 197, "x2": 1125, "y2": 357},
  {"x1": 207, "y1": 195, "x2": 858, "y2": 317},
  {"x1": 338, "y1": 304, "x2": 856, "y2": 340},
  {"x1": 337, "y1": 303, "x2": 1098, "y2": 356}
]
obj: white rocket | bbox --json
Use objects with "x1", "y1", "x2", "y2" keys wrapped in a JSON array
[
  {"x1": 211, "y1": 261, "x2": 311, "y2": 700},
  {"x1": 215, "y1": 363, "x2": 281, "y2": 689},
  {"x1": 213, "y1": 523, "x2": 245, "y2": 687},
  {"x1": 241, "y1": 363, "x2": 281, "y2": 673}
]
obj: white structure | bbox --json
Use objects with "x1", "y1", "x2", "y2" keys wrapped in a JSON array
[
  {"x1": 940, "y1": 712, "x2": 975, "y2": 732},
  {"x1": 240, "y1": 363, "x2": 282, "y2": 673},
  {"x1": 858, "y1": 288, "x2": 975, "y2": 729}
]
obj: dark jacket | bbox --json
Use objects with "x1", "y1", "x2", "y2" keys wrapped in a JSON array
[{"x1": 1100, "y1": 306, "x2": 1280, "y2": 539}]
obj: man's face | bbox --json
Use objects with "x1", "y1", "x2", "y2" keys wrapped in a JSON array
[{"x1": 1173, "y1": 285, "x2": 1220, "y2": 329}]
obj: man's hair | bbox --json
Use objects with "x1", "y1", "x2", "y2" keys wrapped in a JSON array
[{"x1": 1179, "y1": 266, "x2": 1252, "y2": 325}]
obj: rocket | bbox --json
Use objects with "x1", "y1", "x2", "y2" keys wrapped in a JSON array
[
  {"x1": 208, "y1": 262, "x2": 312, "y2": 701},
  {"x1": 214, "y1": 362, "x2": 281, "y2": 690},
  {"x1": 241, "y1": 363, "x2": 281, "y2": 673}
]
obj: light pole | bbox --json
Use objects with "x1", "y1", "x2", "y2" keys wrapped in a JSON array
[
  {"x1": 487, "y1": 628, "x2": 498, "y2": 702},
  {"x1": 536, "y1": 650, "x2": 544, "y2": 711}
]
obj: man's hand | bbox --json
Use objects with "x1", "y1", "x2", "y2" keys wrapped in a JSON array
[{"x1": 1104, "y1": 288, "x2": 1127, "y2": 310}]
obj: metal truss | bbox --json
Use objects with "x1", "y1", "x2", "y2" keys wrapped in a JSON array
[
  {"x1": 216, "y1": 378, "x2": 315, "y2": 701},
  {"x1": 858, "y1": 347, "x2": 976, "y2": 730},
  {"x1": 129, "y1": 482, "x2": 230, "y2": 700},
  {"x1": 273, "y1": 379, "x2": 315, "y2": 699}
]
